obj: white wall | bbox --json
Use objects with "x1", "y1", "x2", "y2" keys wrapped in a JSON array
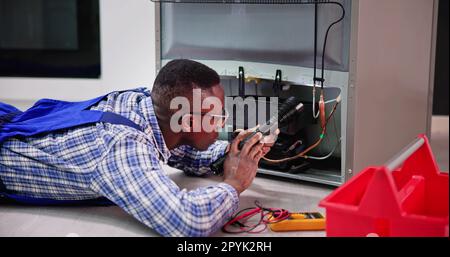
[{"x1": 0, "y1": 0, "x2": 157, "y2": 110}]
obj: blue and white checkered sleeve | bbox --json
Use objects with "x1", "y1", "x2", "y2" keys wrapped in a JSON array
[
  {"x1": 168, "y1": 140, "x2": 229, "y2": 176},
  {"x1": 90, "y1": 134, "x2": 238, "y2": 237}
]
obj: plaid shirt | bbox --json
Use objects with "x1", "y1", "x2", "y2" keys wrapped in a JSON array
[{"x1": 0, "y1": 88, "x2": 238, "y2": 237}]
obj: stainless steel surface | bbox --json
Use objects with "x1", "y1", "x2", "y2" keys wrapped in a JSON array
[
  {"x1": 426, "y1": 0, "x2": 440, "y2": 139},
  {"x1": 258, "y1": 168, "x2": 342, "y2": 187},
  {"x1": 344, "y1": 0, "x2": 359, "y2": 183},
  {"x1": 349, "y1": 0, "x2": 437, "y2": 175}
]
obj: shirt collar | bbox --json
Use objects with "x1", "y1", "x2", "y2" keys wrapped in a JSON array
[{"x1": 137, "y1": 91, "x2": 171, "y2": 163}]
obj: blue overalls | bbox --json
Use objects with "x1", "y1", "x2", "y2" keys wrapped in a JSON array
[{"x1": 0, "y1": 91, "x2": 143, "y2": 206}]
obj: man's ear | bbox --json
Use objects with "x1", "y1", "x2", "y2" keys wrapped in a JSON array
[{"x1": 180, "y1": 114, "x2": 192, "y2": 133}]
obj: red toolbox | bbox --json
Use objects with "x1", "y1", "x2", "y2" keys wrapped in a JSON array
[{"x1": 320, "y1": 135, "x2": 449, "y2": 237}]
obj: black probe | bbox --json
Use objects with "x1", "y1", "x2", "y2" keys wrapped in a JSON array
[{"x1": 211, "y1": 97, "x2": 304, "y2": 174}]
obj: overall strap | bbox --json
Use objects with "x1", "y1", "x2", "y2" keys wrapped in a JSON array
[
  {"x1": 99, "y1": 112, "x2": 142, "y2": 131},
  {"x1": 0, "y1": 111, "x2": 143, "y2": 206},
  {"x1": 0, "y1": 107, "x2": 145, "y2": 206},
  {"x1": 0, "y1": 102, "x2": 22, "y2": 128}
]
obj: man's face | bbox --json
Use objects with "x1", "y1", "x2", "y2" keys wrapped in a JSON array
[{"x1": 184, "y1": 84, "x2": 225, "y2": 151}]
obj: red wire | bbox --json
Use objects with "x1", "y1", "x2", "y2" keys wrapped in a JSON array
[{"x1": 222, "y1": 203, "x2": 291, "y2": 234}]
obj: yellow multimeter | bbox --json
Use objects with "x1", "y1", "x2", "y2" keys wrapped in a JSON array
[{"x1": 269, "y1": 212, "x2": 326, "y2": 232}]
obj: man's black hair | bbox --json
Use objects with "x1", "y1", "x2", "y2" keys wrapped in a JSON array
[{"x1": 151, "y1": 59, "x2": 220, "y2": 112}]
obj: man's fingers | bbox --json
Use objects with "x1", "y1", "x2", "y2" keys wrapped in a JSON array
[
  {"x1": 255, "y1": 150, "x2": 266, "y2": 161},
  {"x1": 262, "y1": 146, "x2": 271, "y2": 155},
  {"x1": 260, "y1": 128, "x2": 280, "y2": 145},
  {"x1": 249, "y1": 125, "x2": 260, "y2": 132},
  {"x1": 241, "y1": 132, "x2": 262, "y2": 156},
  {"x1": 249, "y1": 143, "x2": 264, "y2": 160},
  {"x1": 230, "y1": 125, "x2": 263, "y2": 154},
  {"x1": 230, "y1": 130, "x2": 254, "y2": 153}
]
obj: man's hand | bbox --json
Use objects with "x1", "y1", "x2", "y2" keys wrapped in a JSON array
[
  {"x1": 225, "y1": 126, "x2": 279, "y2": 156},
  {"x1": 222, "y1": 127, "x2": 279, "y2": 194}
]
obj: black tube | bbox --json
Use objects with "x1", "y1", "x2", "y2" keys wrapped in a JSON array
[
  {"x1": 314, "y1": 0, "x2": 318, "y2": 84},
  {"x1": 210, "y1": 97, "x2": 304, "y2": 174},
  {"x1": 320, "y1": 2, "x2": 345, "y2": 89},
  {"x1": 238, "y1": 66, "x2": 245, "y2": 97}
]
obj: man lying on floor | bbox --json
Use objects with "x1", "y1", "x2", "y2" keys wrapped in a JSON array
[{"x1": 0, "y1": 59, "x2": 277, "y2": 237}]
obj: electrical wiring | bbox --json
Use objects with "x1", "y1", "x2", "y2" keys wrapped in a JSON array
[
  {"x1": 314, "y1": 98, "x2": 341, "y2": 161},
  {"x1": 222, "y1": 201, "x2": 291, "y2": 234},
  {"x1": 304, "y1": 137, "x2": 342, "y2": 160},
  {"x1": 262, "y1": 100, "x2": 339, "y2": 164},
  {"x1": 319, "y1": 94, "x2": 326, "y2": 128},
  {"x1": 312, "y1": 92, "x2": 340, "y2": 123},
  {"x1": 320, "y1": 2, "x2": 346, "y2": 89},
  {"x1": 324, "y1": 97, "x2": 340, "y2": 105},
  {"x1": 156, "y1": 1, "x2": 346, "y2": 166},
  {"x1": 263, "y1": 1, "x2": 346, "y2": 163},
  {"x1": 297, "y1": 99, "x2": 339, "y2": 157},
  {"x1": 311, "y1": 1, "x2": 346, "y2": 119},
  {"x1": 312, "y1": 86, "x2": 321, "y2": 119}
]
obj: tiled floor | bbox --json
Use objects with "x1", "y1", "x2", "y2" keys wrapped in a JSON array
[{"x1": 0, "y1": 116, "x2": 448, "y2": 237}]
